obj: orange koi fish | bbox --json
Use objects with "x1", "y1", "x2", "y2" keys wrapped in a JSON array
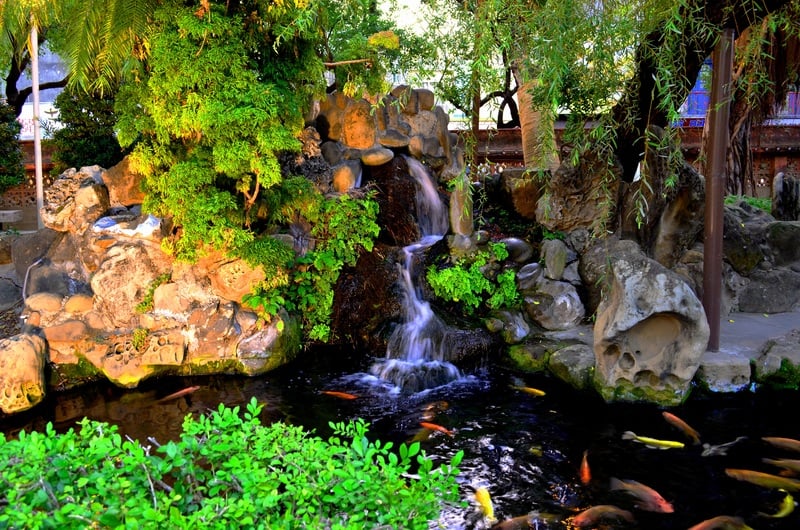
[
  {"x1": 687, "y1": 515, "x2": 753, "y2": 530},
  {"x1": 725, "y1": 468, "x2": 800, "y2": 491},
  {"x1": 419, "y1": 421, "x2": 454, "y2": 437},
  {"x1": 580, "y1": 450, "x2": 591, "y2": 485},
  {"x1": 156, "y1": 385, "x2": 200, "y2": 404},
  {"x1": 609, "y1": 477, "x2": 674, "y2": 513},
  {"x1": 321, "y1": 390, "x2": 358, "y2": 400},
  {"x1": 762, "y1": 458, "x2": 800, "y2": 475},
  {"x1": 572, "y1": 505, "x2": 635, "y2": 528},
  {"x1": 662, "y1": 411, "x2": 701, "y2": 444},
  {"x1": 763, "y1": 437, "x2": 800, "y2": 453}
]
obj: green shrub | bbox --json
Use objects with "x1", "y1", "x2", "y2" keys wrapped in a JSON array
[
  {"x1": 243, "y1": 182, "x2": 380, "y2": 342},
  {"x1": 0, "y1": 101, "x2": 24, "y2": 194},
  {"x1": 724, "y1": 194, "x2": 771, "y2": 214},
  {"x1": 0, "y1": 398, "x2": 463, "y2": 529},
  {"x1": 427, "y1": 242, "x2": 520, "y2": 315},
  {"x1": 48, "y1": 86, "x2": 123, "y2": 175}
]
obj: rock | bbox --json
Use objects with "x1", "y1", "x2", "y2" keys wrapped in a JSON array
[
  {"x1": 541, "y1": 238, "x2": 568, "y2": 280},
  {"x1": 523, "y1": 278, "x2": 585, "y2": 331},
  {"x1": 695, "y1": 350, "x2": 752, "y2": 393},
  {"x1": 772, "y1": 172, "x2": 800, "y2": 221},
  {"x1": 498, "y1": 168, "x2": 541, "y2": 220},
  {"x1": 102, "y1": 157, "x2": 146, "y2": 207},
  {"x1": 332, "y1": 161, "x2": 362, "y2": 192},
  {"x1": 0, "y1": 236, "x2": 12, "y2": 265},
  {"x1": 592, "y1": 238, "x2": 710, "y2": 406},
  {"x1": 0, "y1": 333, "x2": 47, "y2": 414},
  {"x1": 536, "y1": 152, "x2": 621, "y2": 233},
  {"x1": 25, "y1": 292, "x2": 63, "y2": 312},
  {"x1": 488, "y1": 310, "x2": 530, "y2": 344},
  {"x1": 753, "y1": 329, "x2": 800, "y2": 388},
  {"x1": 738, "y1": 268, "x2": 800, "y2": 313},
  {"x1": 378, "y1": 129, "x2": 411, "y2": 148},
  {"x1": 90, "y1": 243, "x2": 173, "y2": 328},
  {"x1": 765, "y1": 221, "x2": 800, "y2": 266},
  {"x1": 204, "y1": 256, "x2": 266, "y2": 303},
  {"x1": 507, "y1": 340, "x2": 552, "y2": 373},
  {"x1": 64, "y1": 293, "x2": 94, "y2": 314},
  {"x1": 80, "y1": 330, "x2": 185, "y2": 388},
  {"x1": 0, "y1": 277, "x2": 21, "y2": 311},
  {"x1": 41, "y1": 166, "x2": 110, "y2": 233},
  {"x1": 723, "y1": 206, "x2": 765, "y2": 274},
  {"x1": 44, "y1": 320, "x2": 90, "y2": 342},
  {"x1": 342, "y1": 99, "x2": 376, "y2": 149},
  {"x1": 361, "y1": 146, "x2": 395, "y2": 166},
  {"x1": 500, "y1": 237, "x2": 533, "y2": 263},
  {"x1": 516, "y1": 262, "x2": 543, "y2": 291},
  {"x1": 549, "y1": 343, "x2": 596, "y2": 390},
  {"x1": 236, "y1": 312, "x2": 301, "y2": 374}
]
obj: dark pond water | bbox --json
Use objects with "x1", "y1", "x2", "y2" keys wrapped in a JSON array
[{"x1": 2, "y1": 345, "x2": 800, "y2": 530}]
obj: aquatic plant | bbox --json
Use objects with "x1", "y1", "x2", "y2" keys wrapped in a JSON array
[{"x1": 0, "y1": 398, "x2": 463, "y2": 529}]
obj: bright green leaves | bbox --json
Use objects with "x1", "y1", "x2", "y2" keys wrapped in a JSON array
[
  {"x1": 426, "y1": 242, "x2": 520, "y2": 315},
  {"x1": 0, "y1": 399, "x2": 462, "y2": 528},
  {"x1": 117, "y1": 1, "x2": 320, "y2": 262}
]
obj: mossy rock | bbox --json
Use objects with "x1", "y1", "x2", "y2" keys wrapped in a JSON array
[
  {"x1": 593, "y1": 377, "x2": 692, "y2": 406},
  {"x1": 755, "y1": 358, "x2": 800, "y2": 391}
]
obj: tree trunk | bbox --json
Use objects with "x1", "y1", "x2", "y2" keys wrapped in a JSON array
[{"x1": 512, "y1": 67, "x2": 559, "y2": 172}]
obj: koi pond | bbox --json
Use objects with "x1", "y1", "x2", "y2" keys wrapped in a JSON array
[{"x1": 2, "y1": 346, "x2": 799, "y2": 530}]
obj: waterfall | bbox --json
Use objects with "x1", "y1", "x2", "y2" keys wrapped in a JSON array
[{"x1": 370, "y1": 157, "x2": 461, "y2": 393}]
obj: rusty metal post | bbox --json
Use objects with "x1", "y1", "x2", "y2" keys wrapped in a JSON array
[{"x1": 703, "y1": 28, "x2": 735, "y2": 351}]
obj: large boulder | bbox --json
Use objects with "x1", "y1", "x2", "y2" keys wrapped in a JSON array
[
  {"x1": 0, "y1": 333, "x2": 46, "y2": 414},
  {"x1": 591, "y1": 238, "x2": 710, "y2": 405},
  {"x1": 41, "y1": 166, "x2": 110, "y2": 234}
]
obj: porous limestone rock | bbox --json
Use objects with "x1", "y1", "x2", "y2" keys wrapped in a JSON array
[
  {"x1": 0, "y1": 334, "x2": 46, "y2": 414},
  {"x1": 591, "y1": 238, "x2": 710, "y2": 406},
  {"x1": 41, "y1": 166, "x2": 110, "y2": 233}
]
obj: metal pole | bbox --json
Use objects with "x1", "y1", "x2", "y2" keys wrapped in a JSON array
[
  {"x1": 703, "y1": 28, "x2": 734, "y2": 351},
  {"x1": 31, "y1": 22, "x2": 44, "y2": 230}
]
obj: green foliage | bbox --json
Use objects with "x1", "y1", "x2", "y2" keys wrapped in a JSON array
[
  {"x1": 131, "y1": 328, "x2": 149, "y2": 352},
  {"x1": 48, "y1": 85, "x2": 123, "y2": 175},
  {"x1": 725, "y1": 194, "x2": 772, "y2": 214},
  {"x1": 0, "y1": 100, "x2": 24, "y2": 194},
  {"x1": 244, "y1": 184, "x2": 380, "y2": 341},
  {"x1": 427, "y1": 242, "x2": 520, "y2": 315},
  {"x1": 116, "y1": 1, "x2": 322, "y2": 262},
  {"x1": 0, "y1": 398, "x2": 463, "y2": 529},
  {"x1": 135, "y1": 273, "x2": 172, "y2": 314}
]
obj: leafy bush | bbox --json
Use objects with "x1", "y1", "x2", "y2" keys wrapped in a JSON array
[
  {"x1": 48, "y1": 86, "x2": 123, "y2": 175},
  {"x1": 427, "y1": 242, "x2": 520, "y2": 315},
  {"x1": 0, "y1": 101, "x2": 24, "y2": 194},
  {"x1": 0, "y1": 398, "x2": 463, "y2": 529},
  {"x1": 243, "y1": 183, "x2": 381, "y2": 342}
]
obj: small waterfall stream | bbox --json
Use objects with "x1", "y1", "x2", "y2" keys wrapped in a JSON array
[{"x1": 370, "y1": 157, "x2": 462, "y2": 393}]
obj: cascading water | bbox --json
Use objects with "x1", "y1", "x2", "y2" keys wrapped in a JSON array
[{"x1": 370, "y1": 156, "x2": 462, "y2": 393}]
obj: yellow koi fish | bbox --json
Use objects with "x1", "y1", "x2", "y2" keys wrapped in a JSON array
[
  {"x1": 475, "y1": 487, "x2": 497, "y2": 524},
  {"x1": 510, "y1": 385, "x2": 546, "y2": 397},
  {"x1": 622, "y1": 430, "x2": 685, "y2": 450},
  {"x1": 758, "y1": 489, "x2": 796, "y2": 518}
]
